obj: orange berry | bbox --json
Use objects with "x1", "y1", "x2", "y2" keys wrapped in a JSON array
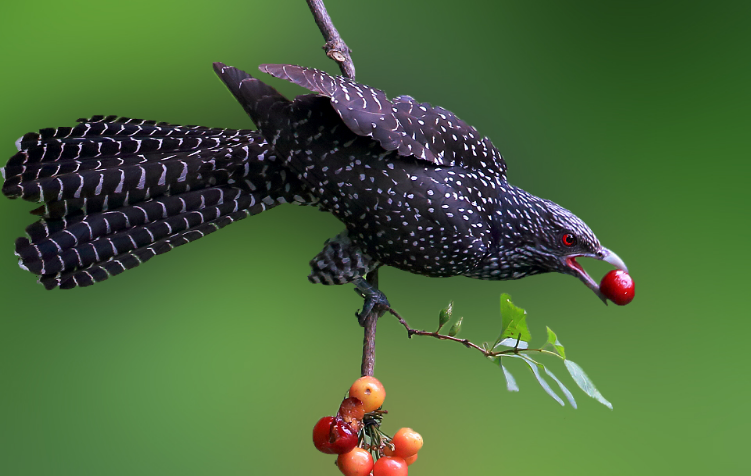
[
  {"x1": 349, "y1": 376, "x2": 386, "y2": 413},
  {"x1": 337, "y1": 447, "x2": 374, "y2": 476},
  {"x1": 390, "y1": 427, "x2": 423, "y2": 458},
  {"x1": 404, "y1": 453, "x2": 418, "y2": 466},
  {"x1": 338, "y1": 397, "x2": 365, "y2": 429},
  {"x1": 373, "y1": 456, "x2": 408, "y2": 476}
]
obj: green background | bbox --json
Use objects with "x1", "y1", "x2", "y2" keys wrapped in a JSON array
[{"x1": 1, "y1": 1, "x2": 748, "y2": 474}]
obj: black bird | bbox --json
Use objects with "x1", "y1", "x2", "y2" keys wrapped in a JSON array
[{"x1": 1, "y1": 63, "x2": 627, "y2": 313}]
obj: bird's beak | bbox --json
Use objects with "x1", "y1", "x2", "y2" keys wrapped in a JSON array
[
  {"x1": 562, "y1": 247, "x2": 628, "y2": 305},
  {"x1": 599, "y1": 247, "x2": 628, "y2": 274}
]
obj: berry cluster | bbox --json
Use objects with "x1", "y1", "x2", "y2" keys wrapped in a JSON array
[{"x1": 313, "y1": 376, "x2": 423, "y2": 476}]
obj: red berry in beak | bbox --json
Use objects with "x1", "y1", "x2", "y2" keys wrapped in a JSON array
[{"x1": 600, "y1": 270, "x2": 635, "y2": 305}]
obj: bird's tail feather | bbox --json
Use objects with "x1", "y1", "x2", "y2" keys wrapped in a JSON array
[
  {"x1": 3, "y1": 115, "x2": 308, "y2": 289},
  {"x1": 2, "y1": 115, "x2": 265, "y2": 217},
  {"x1": 19, "y1": 185, "x2": 276, "y2": 290}
]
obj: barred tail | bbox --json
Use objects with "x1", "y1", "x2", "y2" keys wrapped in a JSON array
[
  {"x1": 2, "y1": 115, "x2": 268, "y2": 217},
  {"x1": 3, "y1": 115, "x2": 309, "y2": 289},
  {"x1": 18, "y1": 186, "x2": 276, "y2": 289}
]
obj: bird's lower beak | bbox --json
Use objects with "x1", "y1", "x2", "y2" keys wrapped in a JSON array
[{"x1": 562, "y1": 247, "x2": 628, "y2": 305}]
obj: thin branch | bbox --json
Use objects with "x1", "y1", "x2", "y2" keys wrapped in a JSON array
[
  {"x1": 305, "y1": 0, "x2": 370, "y2": 376},
  {"x1": 360, "y1": 269, "x2": 381, "y2": 377},
  {"x1": 388, "y1": 307, "x2": 487, "y2": 353},
  {"x1": 306, "y1": 0, "x2": 356, "y2": 79},
  {"x1": 386, "y1": 307, "x2": 560, "y2": 359}
]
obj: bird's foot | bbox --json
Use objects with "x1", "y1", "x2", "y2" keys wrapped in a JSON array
[{"x1": 353, "y1": 277, "x2": 390, "y2": 326}]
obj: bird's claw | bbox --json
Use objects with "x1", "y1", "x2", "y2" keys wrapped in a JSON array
[
  {"x1": 353, "y1": 278, "x2": 390, "y2": 326},
  {"x1": 355, "y1": 292, "x2": 390, "y2": 326}
]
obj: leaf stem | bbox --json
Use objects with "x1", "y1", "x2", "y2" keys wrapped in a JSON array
[{"x1": 386, "y1": 307, "x2": 560, "y2": 359}]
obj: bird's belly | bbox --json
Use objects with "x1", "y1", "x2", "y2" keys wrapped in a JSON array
[{"x1": 319, "y1": 165, "x2": 493, "y2": 278}]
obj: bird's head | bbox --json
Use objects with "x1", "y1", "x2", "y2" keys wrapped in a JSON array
[{"x1": 498, "y1": 186, "x2": 628, "y2": 303}]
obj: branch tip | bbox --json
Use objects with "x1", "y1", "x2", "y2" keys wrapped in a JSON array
[{"x1": 307, "y1": 0, "x2": 356, "y2": 79}]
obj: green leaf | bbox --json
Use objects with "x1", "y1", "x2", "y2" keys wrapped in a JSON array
[
  {"x1": 500, "y1": 363, "x2": 519, "y2": 392},
  {"x1": 543, "y1": 366, "x2": 577, "y2": 409},
  {"x1": 564, "y1": 360, "x2": 613, "y2": 409},
  {"x1": 448, "y1": 316, "x2": 463, "y2": 337},
  {"x1": 546, "y1": 327, "x2": 566, "y2": 359},
  {"x1": 509, "y1": 355, "x2": 564, "y2": 406},
  {"x1": 495, "y1": 294, "x2": 531, "y2": 347},
  {"x1": 438, "y1": 301, "x2": 453, "y2": 331}
]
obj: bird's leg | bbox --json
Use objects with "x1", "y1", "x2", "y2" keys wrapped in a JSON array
[
  {"x1": 308, "y1": 230, "x2": 385, "y2": 324},
  {"x1": 353, "y1": 277, "x2": 390, "y2": 326}
]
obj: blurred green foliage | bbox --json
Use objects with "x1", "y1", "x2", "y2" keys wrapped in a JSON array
[{"x1": 0, "y1": 0, "x2": 748, "y2": 474}]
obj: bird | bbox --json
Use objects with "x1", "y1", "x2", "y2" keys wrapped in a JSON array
[{"x1": 1, "y1": 62, "x2": 627, "y2": 315}]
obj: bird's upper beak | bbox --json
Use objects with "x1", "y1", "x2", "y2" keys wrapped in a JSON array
[{"x1": 562, "y1": 247, "x2": 628, "y2": 304}]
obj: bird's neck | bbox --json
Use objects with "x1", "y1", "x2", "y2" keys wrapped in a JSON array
[{"x1": 467, "y1": 185, "x2": 552, "y2": 280}]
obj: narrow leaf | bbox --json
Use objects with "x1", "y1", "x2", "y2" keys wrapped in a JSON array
[
  {"x1": 497, "y1": 294, "x2": 531, "y2": 345},
  {"x1": 448, "y1": 317, "x2": 463, "y2": 337},
  {"x1": 509, "y1": 355, "x2": 564, "y2": 406},
  {"x1": 546, "y1": 327, "x2": 566, "y2": 359},
  {"x1": 438, "y1": 301, "x2": 453, "y2": 331},
  {"x1": 543, "y1": 366, "x2": 577, "y2": 409},
  {"x1": 564, "y1": 360, "x2": 613, "y2": 409},
  {"x1": 500, "y1": 363, "x2": 519, "y2": 392}
]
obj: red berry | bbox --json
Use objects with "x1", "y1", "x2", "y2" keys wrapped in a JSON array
[
  {"x1": 390, "y1": 427, "x2": 423, "y2": 458},
  {"x1": 373, "y1": 456, "x2": 408, "y2": 476},
  {"x1": 338, "y1": 397, "x2": 365, "y2": 428},
  {"x1": 600, "y1": 270, "x2": 635, "y2": 305},
  {"x1": 313, "y1": 416, "x2": 337, "y2": 454},
  {"x1": 349, "y1": 376, "x2": 386, "y2": 413},
  {"x1": 312, "y1": 416, "x2": 358, "y2": 454},
  {"x1": 337, "y1": 447, "x2": 374, "y2": 476},
  {"x1": 328, "y1": 418, "x2": 358, "y2": 454}
]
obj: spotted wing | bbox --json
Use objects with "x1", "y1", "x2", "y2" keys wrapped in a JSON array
[{"x1": 258, "y1": 64, "x2": 507, "y2": 178}]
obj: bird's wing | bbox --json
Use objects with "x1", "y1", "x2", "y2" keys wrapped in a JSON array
[{"x1": 258, "y1": 64, "x2": 507, "y2": 178}]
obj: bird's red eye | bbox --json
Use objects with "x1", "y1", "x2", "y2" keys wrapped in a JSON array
[{"x1": 562, "y1": 233, "x2": 577, "y2": 247}]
